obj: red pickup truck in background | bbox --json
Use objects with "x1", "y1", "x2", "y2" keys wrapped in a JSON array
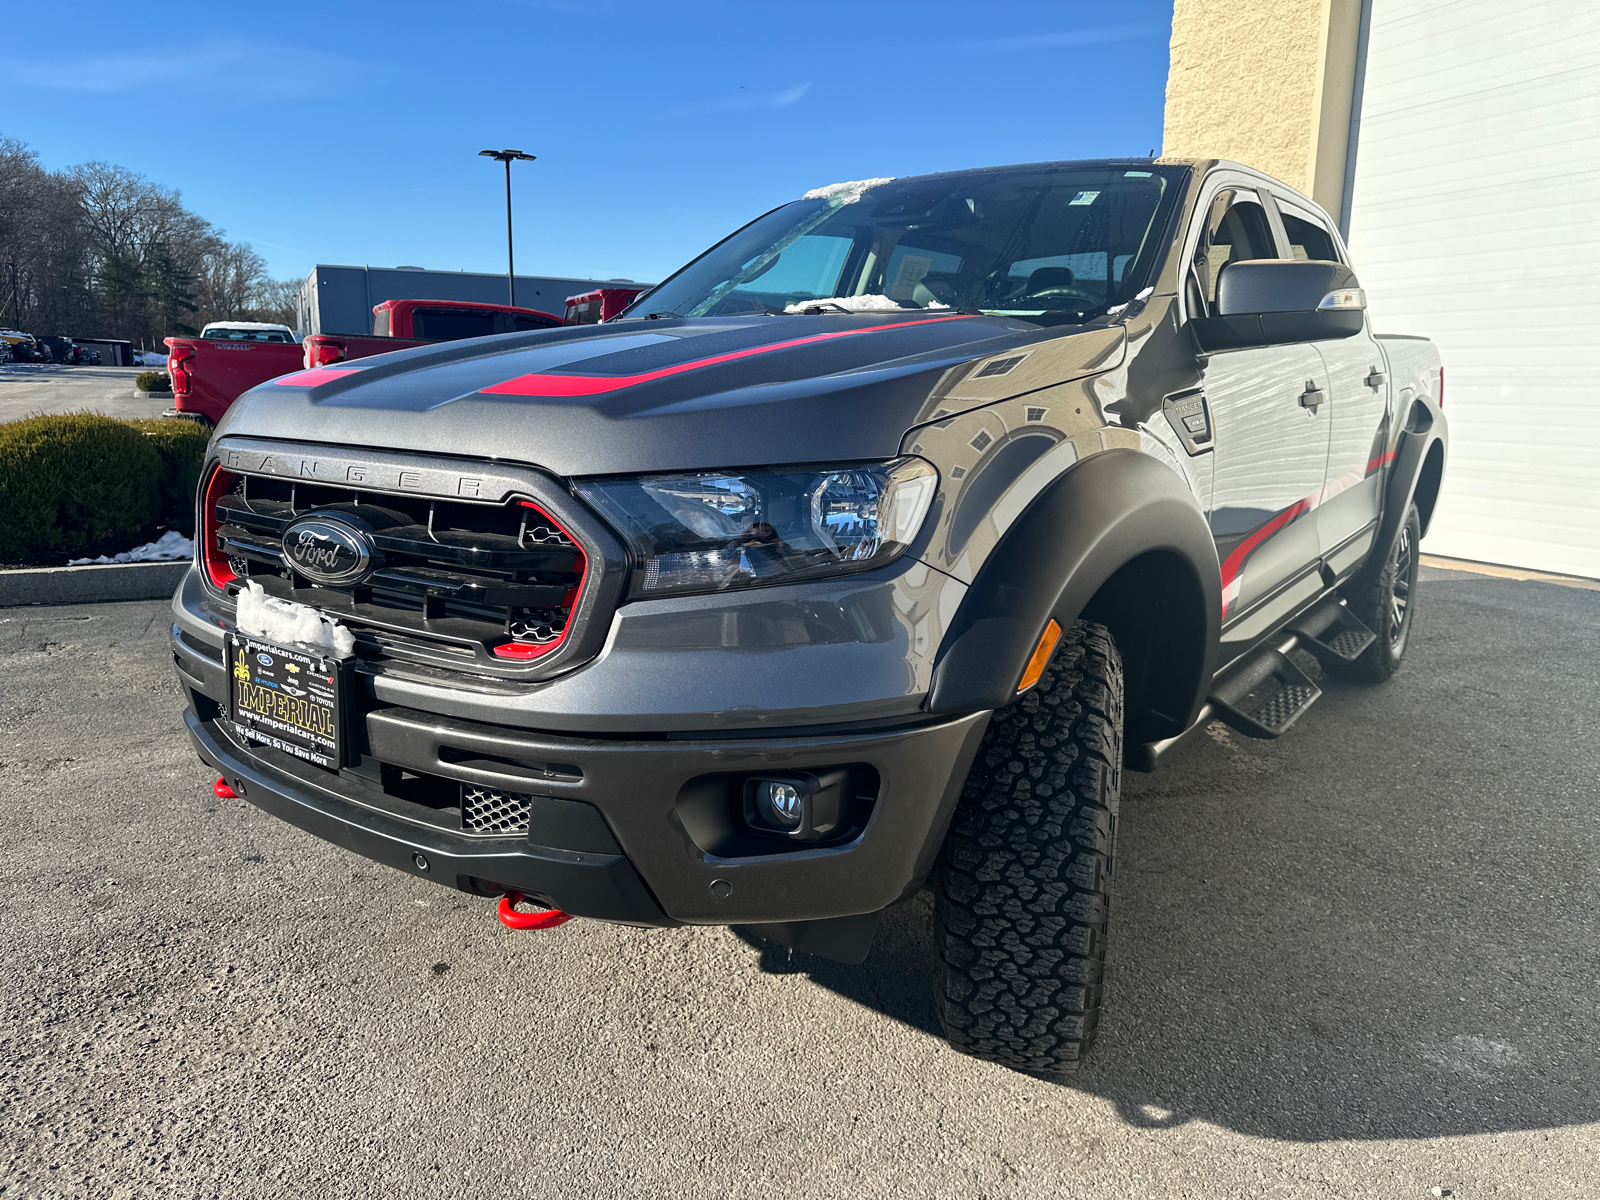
[
  {"x1": 166, "y1": 299, "x2": 564, "y2": 425},
  {"x1": 301, "y1": 298, "x2": 565, "y2": 369},
  {"x1": 562, "y1": 285, "x2": 648, "y2": 324}
]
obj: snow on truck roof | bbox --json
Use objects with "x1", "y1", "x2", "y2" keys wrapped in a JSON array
[{"x1": 201, "y1": 321, "x2": 293, "y2": 333}]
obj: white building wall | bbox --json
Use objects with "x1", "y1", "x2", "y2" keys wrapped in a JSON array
[{"x1": 1346, "y1": 0, "x2": 1600, "y2": 578}]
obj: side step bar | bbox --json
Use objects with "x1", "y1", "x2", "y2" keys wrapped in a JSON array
[
  {"x1": 1209, "y1": 644, "x2": 1321, "y2": 739},
  {"x1": 1125, "y1": 598, "x2": 1376, "y2": 771}
]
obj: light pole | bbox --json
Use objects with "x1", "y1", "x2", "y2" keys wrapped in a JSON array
[{"x1": 478, "y1": 149, "x2": 536, "y2": 307}]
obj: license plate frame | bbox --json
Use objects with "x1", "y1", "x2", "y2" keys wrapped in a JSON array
[{"x1": 226, "y1": 632, "x2": 347, "y2": 770}]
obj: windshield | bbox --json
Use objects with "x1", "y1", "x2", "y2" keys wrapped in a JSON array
[{"x1": 625, "y1": 164, "x2": 1185, "y2": 328}]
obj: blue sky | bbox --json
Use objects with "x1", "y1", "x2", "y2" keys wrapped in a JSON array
[{"x1": 2, "y1": 1, "x2": 1175, "y2": 286}]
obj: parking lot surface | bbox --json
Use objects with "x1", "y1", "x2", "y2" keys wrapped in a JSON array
[
  {"x1": 0, "y1": 365, "x2": 170, "y2": 425},
  {"x1": 1, "y1": 566, "x2": 1596, "y2": 1198}
]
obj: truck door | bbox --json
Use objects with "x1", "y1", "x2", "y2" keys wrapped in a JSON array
[
  {"x1": 1274, "y1": 201, "x2": 1391, "y2": 581},
  {"x1": 1189, "y1": 188, "x2": 1333, "y2": 635}
]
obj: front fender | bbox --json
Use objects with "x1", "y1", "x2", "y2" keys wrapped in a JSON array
[{"x1": 924, "y1": 448, "x2": 1221, "y2": 734}]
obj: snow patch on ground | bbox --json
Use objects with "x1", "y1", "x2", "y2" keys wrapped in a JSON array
[
  {"x1": 1421, "y1": 1035, "x2": 1523, "y2": 1080},
  {"x1": 135, "y1": 350, "x2": 167, "y2": 366},
  {"x1": 782, "y1": 294, "x2": 948, "y2": 314},
  {"x1": 802, "y1": 177, "x2": 895, "y2": 205},
  {"x1": 235, "y1": 581, "x2": 356, "y2": 658},
  {"x1": 68, "y1": 530, "x2": 193, "y2": 566}
]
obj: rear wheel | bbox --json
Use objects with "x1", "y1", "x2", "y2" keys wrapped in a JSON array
[
  {"x1": 1326, "y1": 503, "x2": 1422, "y2": 683},
  {"x1": 932, "y1": 620, "x2": 1123, "y2": 1074}
]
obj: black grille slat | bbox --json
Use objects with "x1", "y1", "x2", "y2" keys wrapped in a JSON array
[
  {"x1": 369, "y1": 564, "x2": 570, "y2": 607},
  {"x1": 369, "y1": 526, "x2": 580, "y2": 572}
]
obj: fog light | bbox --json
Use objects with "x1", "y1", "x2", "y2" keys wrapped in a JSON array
[
  {"x1": 757, "y1": 781, "x2": 803, "y2": 827},
  {"x1": 742, "y1": 770, "x2": 848, "y2": 842}
]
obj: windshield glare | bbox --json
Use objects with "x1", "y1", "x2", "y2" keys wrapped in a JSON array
[{"x1": 628, "y1": 165, "x2": 1184, "y2": 327}]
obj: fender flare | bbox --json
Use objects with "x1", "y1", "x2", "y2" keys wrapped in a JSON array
[
  {"x1": 924, "y1": 447, "x2": 1222, "y2": 736},
  {"x1": 1358, "y1": 406, "x2": 1448, "y2": 587}
]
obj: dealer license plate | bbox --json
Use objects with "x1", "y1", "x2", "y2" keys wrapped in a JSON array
[{"x1": 226, "y1": 633, "x2": 345, "y2": 769}]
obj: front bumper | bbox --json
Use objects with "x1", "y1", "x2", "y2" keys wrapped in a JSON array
[{"x1": 174, "y1": 612, "x2": 990, "y2": 927}]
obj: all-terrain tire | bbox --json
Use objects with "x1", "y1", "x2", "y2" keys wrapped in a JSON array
[
  {"x1": 932, "y1": 620, "x2": 1123, "y2": 1074},
  {"x1": 1325, "y1": 502, "x2": 1422, "y2": 683}
]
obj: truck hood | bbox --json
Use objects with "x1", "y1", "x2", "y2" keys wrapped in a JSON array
[{"x1": 216, "y1": 313, "x2": 1125, "y2": 476}]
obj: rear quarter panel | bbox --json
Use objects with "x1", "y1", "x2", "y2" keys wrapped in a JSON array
[{"x1": 172, "y1": 339, "x2": 305, "y2": 424}]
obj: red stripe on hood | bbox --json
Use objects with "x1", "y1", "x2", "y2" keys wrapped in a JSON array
[
  {"x1": 273, "y1": 367, "x2": 360, "y2": 387},
  {"x1": 480, "y1": 314, "x2": 977, "y2": 398}
]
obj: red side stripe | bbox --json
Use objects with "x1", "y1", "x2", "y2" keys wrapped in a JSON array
[
  {"x1": 1219, "y1": 500, "x2": 1310, "y2": 595},
  {"x1": 1218, "y1": 446, "x2": 1397, "y2": 618},
  {"x1": 480, "y1": 314, "x2": 977, "y2": 398}
]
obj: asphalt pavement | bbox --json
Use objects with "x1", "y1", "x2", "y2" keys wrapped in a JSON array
[
  {"x1": 0, "y1": 365, "x2": 170, "y2": 424},
  {"x1": 1, "y1": 566, "x2": 1596, "y2": 1198}
]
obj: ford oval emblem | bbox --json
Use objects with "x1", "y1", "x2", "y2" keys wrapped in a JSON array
[{"x1": 282, "y1": 517, "x2": 373, "y2": 585}]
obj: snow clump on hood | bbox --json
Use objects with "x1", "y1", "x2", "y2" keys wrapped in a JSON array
[
  {"x1": 783, "y1": 295, "x2": 949, "y2": 314},
  {"x1": 802, "y1": 177, "x2": 895, "y2": 205}
]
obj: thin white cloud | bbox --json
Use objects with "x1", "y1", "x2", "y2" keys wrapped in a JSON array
[
  {"x1": 664, "y1": 82, "x2": 813, "y2": 118},
  {"x1": 969, "y1": 24, "x2": 1166, "y2": 53},
  {"x1": 4, "y1": 37, "x2": 391, "y2": 99}
]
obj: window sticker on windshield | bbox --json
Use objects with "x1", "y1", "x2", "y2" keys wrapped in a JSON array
[
  {"x1": 1069, "y1": 191, "x2": 1100, "y2": 206},
  {"x1": 890, "y1": 255, "x2": 932, "y2": 300}
]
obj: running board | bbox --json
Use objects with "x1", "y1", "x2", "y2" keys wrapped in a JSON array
[
  {"x1": 1126, "y1": 614, "x2": 1359, "y2": 770},
  {"x1": 1291, "y1": 598, "x2": 1376, "y2": 666},
  {"x1": 1209, "y1": 640, "x2": 1321, "y2": 739}
]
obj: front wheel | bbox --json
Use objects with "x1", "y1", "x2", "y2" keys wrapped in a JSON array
[
  {"x1": 932, "y1": 620, "x2": 1123, "y2": 1074},
  {"x1": 1326, "y1": 503, "x2": 1422, "y2": 683}
]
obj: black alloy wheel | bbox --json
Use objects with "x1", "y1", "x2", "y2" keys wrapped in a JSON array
[{"x1": 1326, "y1": 502, "x2": 1423, "y2": 683}]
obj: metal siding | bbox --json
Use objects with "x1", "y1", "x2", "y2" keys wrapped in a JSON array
[{"x1": 1346, "y1": 0, "x2": 1600, "y2": 578}]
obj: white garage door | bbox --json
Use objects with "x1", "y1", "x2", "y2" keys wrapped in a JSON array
[{"x1": 1345, "y1": 0, "x2": 1600, "y2": 578}]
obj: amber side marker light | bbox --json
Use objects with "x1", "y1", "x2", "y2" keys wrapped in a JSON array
[{"x1": 1017, "y1": 619, "x2": 1063, "y2": 693}]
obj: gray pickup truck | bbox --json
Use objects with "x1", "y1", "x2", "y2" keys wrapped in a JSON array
[{"x1": 171, "y1": 158, "x2": 1446, "y2": 1074}]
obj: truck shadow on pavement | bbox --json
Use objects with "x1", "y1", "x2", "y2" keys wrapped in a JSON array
[{"x1": 732, "y1": 589, "x2": 1600, "y2": 1143}]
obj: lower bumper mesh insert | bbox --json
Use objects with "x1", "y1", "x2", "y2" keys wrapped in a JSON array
[{"x1": 463, "y1": 785, "x2": 532, "y2": 834}]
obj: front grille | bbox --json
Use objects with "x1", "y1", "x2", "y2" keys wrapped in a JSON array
[
  {"x1": 463, "y1": 785, "x2": 533, "y2": 834},
  {"x1": 208, "y1": 472, "x2": 587, "y2": 670}
]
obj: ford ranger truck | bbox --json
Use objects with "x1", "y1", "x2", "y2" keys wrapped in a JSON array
[
  {"x1": 166, "y1": 302, "x2": 565, "y2": 425},
  {"x1": 171, "y1": 159, "x2": 1446, "y2": 1075}
]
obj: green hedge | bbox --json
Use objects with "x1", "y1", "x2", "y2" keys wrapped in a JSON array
[
  {"x1": 135, "y1": 371, "x2": 171, "y2": 393},
  {"x1": 123, "y1": 418, "x2": 212, "y2": 533},
  {"x1": 0, "y1": 413, "x2": 212, "y2": 561}
]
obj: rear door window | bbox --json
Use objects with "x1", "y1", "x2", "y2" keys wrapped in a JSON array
[
  {"x1": 411, "y1": 309, "x2": 498, "y2": 341},
  {"x1": 511, "y1": 313, "x2": 560, "y2": 331},
  {"x1": 1280, "y1": 209, "x2": 1341, "y2": 262}
]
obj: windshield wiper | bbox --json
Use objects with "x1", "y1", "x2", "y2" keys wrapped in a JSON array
[{"x1": 643, "y1": 310, "x2": 682, "y2": 320}]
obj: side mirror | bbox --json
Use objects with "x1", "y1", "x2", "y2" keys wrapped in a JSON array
[{"x1": 1191, "y1": 259, "x2": 1365, "y2": 352}]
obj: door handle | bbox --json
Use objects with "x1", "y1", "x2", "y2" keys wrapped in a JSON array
[
  {"x1": 1299, "y1": 381, "x2": 1323, "y2": 411},
  {"x1": 1365, "y1": 366, "x2": 1386, "y2": 389}
]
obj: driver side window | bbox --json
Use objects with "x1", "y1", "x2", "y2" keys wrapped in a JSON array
[{"x1": 1188, "y1": 190, "x2": 1277, "y2": 316}]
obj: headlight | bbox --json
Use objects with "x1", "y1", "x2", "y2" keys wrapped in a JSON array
[{"x1": 576, "y1": 457, "x2": 938, "y2": 599}]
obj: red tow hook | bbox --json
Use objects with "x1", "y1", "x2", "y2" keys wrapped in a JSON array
[
  {"x1": 497, "y1": 893, "x2": 574, "y2": 930},
  {"x1": 212, "y1": 777, "x2": 236, "y2": 799}
]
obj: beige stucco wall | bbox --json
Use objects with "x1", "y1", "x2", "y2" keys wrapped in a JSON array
[{"x1": 1163, "y1": 0, "x2": 1362, "y2": 221}]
